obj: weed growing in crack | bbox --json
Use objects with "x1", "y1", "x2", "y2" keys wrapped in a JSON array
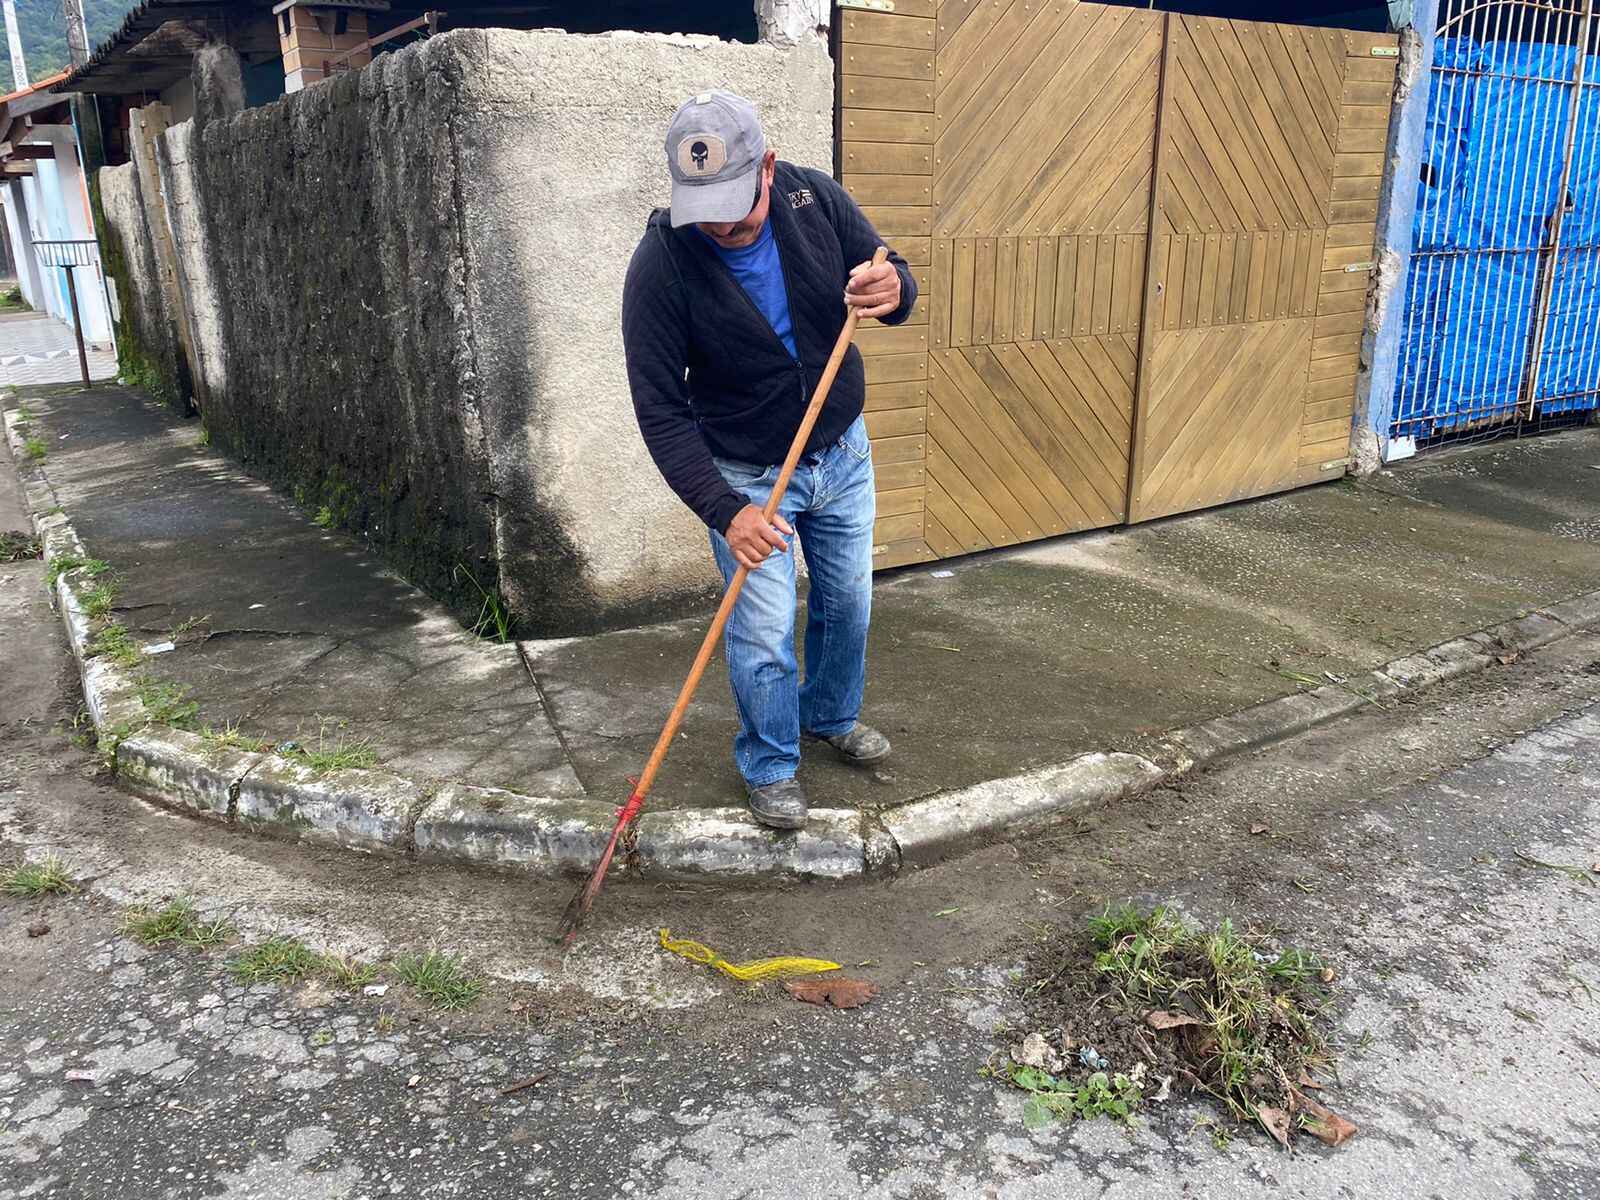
[
  {"x1": 1, "y1": 853, "x2": 77, "y2": 897},
  {"x1": 81, "y1": 577, "x2": 121, "y2": 621},
  {"x1": 198, "y1": 720, "x2": 271, "y2": 755},
  {"x1": 312, "y1": 505, "x2": 334, "y2": 529},
  {"x1": 23, "y1": 436, "x2": 46, "y2": 461},
  {"x1": 121, "y1": 897, "x2": 233, "y2": 947},
  {"x1": 87, "y1": 622, "x2": 142, "y2": 668},
  {"x1": 135, "y1": 678, "x2": 200, "y2": 729},
  {"x1": 172, "y1": 613, "x2": 210, "y2": 638},
  {"x1": 393, "y1": 950, "x2": 482, "y2": 1011},
  {"x1": 454, "y1": 564, "x2": 513, "y2": 643},
  {"x1": 281, "y1": 722, "x2": 377, "y2": 774},
  {"x1": 230, "y1": 936, "x2": 321, "y2": 984}
]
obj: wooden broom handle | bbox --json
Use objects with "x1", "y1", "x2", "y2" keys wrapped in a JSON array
[{"x1": 628, "y1": 246, "x2": 891, "y2": 804}]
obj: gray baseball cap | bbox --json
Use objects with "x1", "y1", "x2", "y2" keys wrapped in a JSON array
[{"x1": 664, "y1": 90, "x2": 767, "y2": 228}]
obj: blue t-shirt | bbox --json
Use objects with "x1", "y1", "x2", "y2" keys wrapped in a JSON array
[{"x1": 701, "y1": 220, "x2": 798, "y2": 361}]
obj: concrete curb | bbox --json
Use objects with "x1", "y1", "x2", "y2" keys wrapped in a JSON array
[{"x1": 7, "y1": 397, "x2": 1600, "y2": 882}]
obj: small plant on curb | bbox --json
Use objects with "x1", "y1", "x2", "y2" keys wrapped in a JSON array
[
  {"x1": 88, "y1": 622, "x2": 142, "y2": 668},
  {"x1": 393, "y1": 950, "x2": 482, "y2": 1011},
  {"x1": 454, "y1": 564, "x2": 513, "y2": 644},
  {"x1": 45, "y1": 555, "x2": 111, "y2": 588},
  {"x1": 121, "y1": 897, "x2": 233, "y2": 947},
  {"x1": 23, "y1": 436, "x2": 46, "y2": 462},
  {"x1": 198, "y1": 720, "x2": 271, "y2": 755},
  {"x1": 2, "y1": 853, "x2": 77, "y2": 897},
  {"x1": 135, "y1": 678, "x2": 200, "y2": 729},
  {"x1": 82, "y1": 577, "x2": 121, "y2": 621},
  {"x1": 281, "y1": 721, "x2": 377, "y2": 774},
  {"x1": 230, "y1": 936, "x2": 321, "y2": 984},
  {"x1": 312, "y1": 505, "x2": 334, "y2": 528}
]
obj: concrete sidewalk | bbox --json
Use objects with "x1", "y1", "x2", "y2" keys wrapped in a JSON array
[{"x1": 4, "y1": 379, "x2": 1599, "y2": 875}]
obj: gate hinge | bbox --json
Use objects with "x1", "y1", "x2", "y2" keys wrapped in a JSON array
[
  {"x1": 1343, "y1": 260, "x2": 1376, "y2": 273},
  {"x1": 1370, "y1": 45, "x2": 1399, "y2": 57},
  {"x1": 838, "y1": 0, "x2": 895, "y2": 9}
]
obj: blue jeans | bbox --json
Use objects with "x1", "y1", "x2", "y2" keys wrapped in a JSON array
[{"x1": 709, "y1": 414, "x2": 876, "y2": 788}]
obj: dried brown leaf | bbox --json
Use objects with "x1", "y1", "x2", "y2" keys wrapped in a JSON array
[
  {"x1": 1146, "y1": 1009, "x2": 1204, "y2": 1030},
  {"x1": 1257, "y1": 1105, "x2": 1292, "y2": 1148},
  {"x1": 1297, "y1": 1069, "x2": 1323, "y2": 1091},
  {"x1": 1497, "y1": 651, "x2": 1520, "y2": 666},
  {"x1": 1292, "y1": 1088, "x2": 1358, "y2": 1146},
  {"x1": 1319, "y1": 966, "x2": 1336, "y2": 984},
  {"x1": 783, "y1": 977, "x2": 879, "y2": 1009}
]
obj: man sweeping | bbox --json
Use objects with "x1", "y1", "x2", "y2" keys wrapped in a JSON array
[{"x1": 622, "y1": 90, "x2": 918, "y2": 831}]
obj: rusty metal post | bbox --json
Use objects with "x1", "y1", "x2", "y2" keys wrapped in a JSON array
[{"x1": 62, "y1": 266, "x2": 90, "y2": 387}]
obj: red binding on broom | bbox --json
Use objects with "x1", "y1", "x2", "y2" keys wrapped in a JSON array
[{"x1": 556, "y1": 247, "x2": 890, "y2": 944}]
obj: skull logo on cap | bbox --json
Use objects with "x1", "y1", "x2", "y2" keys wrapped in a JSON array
[{"x1": 677, "y1": 131, "x2": 727, "y2": 177}]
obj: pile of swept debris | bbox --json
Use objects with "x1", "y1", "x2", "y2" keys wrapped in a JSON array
[{"x1": 997, "y1": 904, "x2": 1357, "y2": 1149}]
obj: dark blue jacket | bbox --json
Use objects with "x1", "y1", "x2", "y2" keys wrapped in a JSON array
[{"x1": 622, "y1": 162, "x2": 917, "y2": 535}]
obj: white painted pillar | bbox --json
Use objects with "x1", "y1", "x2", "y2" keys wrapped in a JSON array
[{"x1": 2, "y1": 0, "x2": 27, "y2": 90}]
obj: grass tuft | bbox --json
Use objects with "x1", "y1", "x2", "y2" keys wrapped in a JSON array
[
  {"x1": 393, "y1": 950, "x2": 482, "y2": 1011},
  {"x1": 88, "y1": 622, "x2": 142, "y2": 668},
  {"x1": 121, "y1": 897, "x2": 233, "y2": 947},
  {"x1": 82, "y1": 577, "x2": 121, "y2": 621},
  {"x1": 321, "y1": 952, "x2": 380, "y2": 990},
  {"x1": 45, "y1": 555, "x2": 111, "y2": 588},
  {"x1": 281, "y1": 723, "x2": 377, "y2": 774},
  {"x1": 23, "y1": 435, "x2": 46, "y2": 461},
  {"x1": 454, "y1": 564, "x2": 513, "y2": 643},
  {"x1": 312, "y1": 505, "x2": 334, "y2": 528},
  {"x1": 198, "y1": 720, "x2": 271, "y2": 755},
  {"x1": 2, "y1": 853, "x2": 77, "y2": 897},
  {"x1": 230, "y1": 936, "x2": 321, "y2": 984}
]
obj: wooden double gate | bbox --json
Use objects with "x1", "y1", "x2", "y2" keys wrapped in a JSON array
[{"x1": 838, "y1": 0, "x2": 1399, "y2": 568}]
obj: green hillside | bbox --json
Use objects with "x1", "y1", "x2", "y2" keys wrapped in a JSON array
[{"x1": 1, "y1": 1, "x2": 138, "y2": 92}]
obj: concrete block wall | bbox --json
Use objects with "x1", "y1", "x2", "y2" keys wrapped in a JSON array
[{"x1": 99, "y1": 27, "x2": 834, "y2": 636}]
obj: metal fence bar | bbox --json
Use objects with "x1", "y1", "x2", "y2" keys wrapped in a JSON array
[{"x1": 1522, "y1": 0, "x2": 1593, "y2": 415}]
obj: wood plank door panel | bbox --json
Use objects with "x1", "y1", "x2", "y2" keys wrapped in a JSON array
[
  {"x1": 841, "y1": 5, "x2": 937, "y2": 569},
  {"x1": 924, "y1": 1, "x2": 1163, "y2": 548},
  {"x1": 842, "y1": 3, "x2": 1397, "y2": 561},
  {"x1": 1127, "y1": 16, "x2": 1396, "y2": 523}
]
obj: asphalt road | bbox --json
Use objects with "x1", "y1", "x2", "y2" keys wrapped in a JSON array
[{"x1": 3, "y1": 431, "x2": 1599, "y2": 1198}]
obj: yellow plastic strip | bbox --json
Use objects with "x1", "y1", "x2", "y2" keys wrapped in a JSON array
[{"x1": 658, "y1": 928, "x2": 841, "y2": 982}]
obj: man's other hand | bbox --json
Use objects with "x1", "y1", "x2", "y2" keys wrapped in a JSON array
[
  {"x1": 845, "y1": 259, "x2": 901, "y2": 320},
  {"x1": 726, "y1": 504, "x2": 794, "y2": 569}
]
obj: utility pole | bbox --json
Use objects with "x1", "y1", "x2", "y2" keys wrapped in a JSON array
[
  {"x1": 62, "y1": 0, "x2": 88, "y2": 68},
  {"x1": 2, "y1": 0, "x2": 28, "y2": 90}
]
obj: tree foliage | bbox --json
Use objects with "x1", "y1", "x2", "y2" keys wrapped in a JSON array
[{"x1": 1, "y1": 1, "x2": 139, "y2": 91}]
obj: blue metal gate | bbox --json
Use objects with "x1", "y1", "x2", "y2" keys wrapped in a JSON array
[{"x1": 1393, "y1": 0, "x2": 1600, "y2": 445}]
